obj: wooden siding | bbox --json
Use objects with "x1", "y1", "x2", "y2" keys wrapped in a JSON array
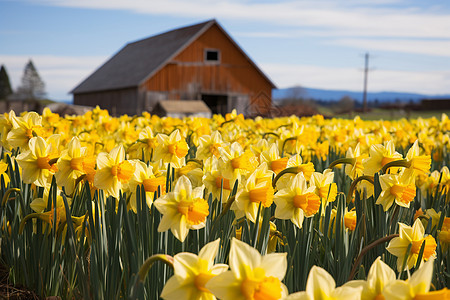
[
  {"x1": 73, "y1": 88, "x2": 138, "y2": 116},
  {"x1": 141, "y1": 24, "x2": 272, "y2": 114}
]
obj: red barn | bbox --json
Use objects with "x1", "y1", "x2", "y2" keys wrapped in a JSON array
[{"x1": 71, "y1": 19, "x2": 276, "y2": 116}]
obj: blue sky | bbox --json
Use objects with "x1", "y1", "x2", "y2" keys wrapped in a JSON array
[{"x1": 1, "y1": 0, "x2": 450, "y2": 101}]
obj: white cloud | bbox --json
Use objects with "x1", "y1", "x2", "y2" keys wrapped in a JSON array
[
  {"x1": 30, "y1": 0, "x2": 450, "y2": 39},
  {"x1": 262, "y1": 62, "x2": 450, "y2": 95},
  {"x1": 329, "y1": 38, "x2": 450, "y2": 57},
  {"x1": 0, "y1": 55, "x2": 107, "y2": 100}
]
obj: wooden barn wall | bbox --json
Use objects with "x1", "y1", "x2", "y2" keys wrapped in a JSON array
[
  {"x1": 73, "y1": 88, "x2": 138, "y2": 116},
  {"x1": 141, "y1": 24, "x2": 273, "y2": 114}
]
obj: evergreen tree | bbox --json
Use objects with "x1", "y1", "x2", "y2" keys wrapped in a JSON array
[
  {"x1": 0, "y1": 65, "x2": 13, "y2": 101},
  {"x1": 16, "y1": 59, "x2": 46, "y2": 100}
]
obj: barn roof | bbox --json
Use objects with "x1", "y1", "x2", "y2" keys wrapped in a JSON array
[{"x1": 71, "y1": 19, "x2": 275, "y2": 94}]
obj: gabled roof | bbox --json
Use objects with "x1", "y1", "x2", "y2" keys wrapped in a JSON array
[{"x1": 71, "y1": 19, "x2": 275, "y2": 94}]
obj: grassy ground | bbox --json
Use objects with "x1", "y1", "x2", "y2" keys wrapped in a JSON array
[{"x1": 316, "y1": 106, "x2": 450, "y2": 120}]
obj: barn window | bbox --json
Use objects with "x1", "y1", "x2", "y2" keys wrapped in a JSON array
[{"x1": 205, "y1": 49, "x2": 220, "y2": 62}]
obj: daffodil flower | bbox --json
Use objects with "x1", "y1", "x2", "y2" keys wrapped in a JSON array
[
  {"x1": 275, "y1": 154, "x2": 315, "y2": 190},
  {"x1": 203, "y1": 157, "x2": 232, "y2": 202},
  {"x1": 382, "y1": 258, "x2": 448, "y2": 300},
  {"x1": 0, "y1": 110, "x2": 15, "y2": 150},
  {"x1": 438, "y1": 217, "x2": 450, "y2": 251},
  {"x1": 128, "y1": 126, "x2": 158, "y2": 162},
  {"x1": 362, "y1": 141, "x2": 403, "y2": 176},
  {"x1": 16, "y1": 136, "x2": 59, "y2": 187},
  {"x1": 286, "y1": 265, "x2": 362, "y2": 300},
  {"x1": 94, "y1": 144, "x2": 135, "y2": 199},
  {"x1": 343, "y1": 257, "x2": 396, "y2": 299},
  {"x1": 274, "y1": 172, "x2": 320, "y2": 229},
  {"x1": 196, "y1": 131, "x2": 225, "y2": 160},
  {"x1": 233, "y1": 169, "x2": 274, "y2": 223},
  {"x1": 154, "y1": 175, "x2": 209, "y2": 242},
  {"x1": 218, "y1": 142, "x2": 258, "y2": 187},
  {"x1": 345, "y1": 143, "x2": 367, "y2": 180},
  {"x1": 386, "y1": 219, "x2": 437, "y2": 271},
  {"x1": 310, "y1": 169, "x2": 337, "y2": 210},
  {"x1": 55, "y1": 136, "x2": 95, "y2": 195},
  {"x1": 206, "y1": 238, "x2": 288, "y2": 300},
  {"x1": 153, "y1": 129, "x2": 189, "y2": 168},
  {"x1": 377, "y1": 171, "x2": 416, "y2": 211},
  {"x1": 404, "y1": 140, "x2": 431, "y2": 177},
  {"x1": 128, "y1": 160, "x2": 166, "y2": 212},
  {"x1": 160, "y1": 239, "x2": 228, "y2": 300},
  {"x1": 7, "y1": 111, "x2": 43, "y2": 150},
  {"x1": 260, "y1": 143, "x2": 289, "y2": 175},
  {"x1": 0, "y1": 160, "x2": 10, "y2": 187}
]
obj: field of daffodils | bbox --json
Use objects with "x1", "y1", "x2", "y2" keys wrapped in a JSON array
[{"x1": 0, "y1": 107, "x2": 449, "y2": 299}]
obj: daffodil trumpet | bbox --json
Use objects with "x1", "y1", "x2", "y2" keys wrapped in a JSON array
[
  {"x1": 381, "y1": 159, "x2": 410, "y2": 174},
  {"x1": 348, "y1": 233, "x2": 399, "y2": 281},
  {"x1": 138, "y1": 254, "x2": 174, "y2": 282},
  {"x1": 347, "y1": 175, "x2": 374, "y2": 203}
]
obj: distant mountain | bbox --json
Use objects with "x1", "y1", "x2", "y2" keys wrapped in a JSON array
[{"x1": 273, "y1": 87, "x2": 450, "y2": 103}]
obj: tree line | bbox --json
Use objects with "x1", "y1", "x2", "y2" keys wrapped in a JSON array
[{"x1": 0, "y1": 59, "x2": 46, "y2": 102}]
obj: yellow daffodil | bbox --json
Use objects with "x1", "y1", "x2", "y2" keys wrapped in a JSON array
[
  {"x1": 345, "y1": 143, "x2": 367, "y2": 180},
  {"x1": 377, "y1": 171, "x2": 416, "y2": 211},
  {"x1": 233, "y1": 168, "x2": 274, "y2": 223},
  {"x1": 286, "y1": 265, "x2": 362, "y2": 300},
  {"x1": 196, "y1": 131, "x2": 226, "y2": 160},
  {"x1": 16, "y1": 136, "x2": 59, "y2": 187},
  {"x1": 7, "y1": 111, "x2": 43, "y2": 150},
  {"x1": 160, "y1": 239, "x2": 228, "y2": 300},
  {"x1": 260, "y1": 143, "x2": 289, "y2": 175},
  {"x1": 174, "y1": 160, "x2": 204, "y2": 189},
  {"x1": 0, "y1": 110, "x2": 15, "y2": 150},
  {"x1": 438, "y1": 217, "x2": 450, "y2": 251},
  {"x1": 275, "y1": 154, "x2": 315, "y2": 190},
  {"x1": 0, "y1": 160, "x2": 10, "y2": 187},
  {"x1": 94, "y1": 144, "x2": 135, "y2": 199},
  {"x1": 203, "y1": 157, "x2": 232, "y2": 202},
  {"x1": 218, "y1": 142, "x2": 258, "y2": 187},
  {"x1": 310, "y1": 169, "x2": 337, "y2": 209},
  {"x1": 404, "y1": 140, "x2": 431, "y2": 177},
  {"x1": 362, "y1": 140, "x2": 403, "y2": 176},
  {"x1": 343, "y1": 257, "x2": 395, "y2": 300},
  {"x1": 128, "y1": 160, "x2": 166, "y2": 212},
  {"x1": 274, "y1": 172, "x2": 320, "y2": 229},
  {"x1": 382, "y1": 258, "x2": 448, "y2": 300},
  {"x1": 154, "y1": 175, "x2": 209, "y2": 242},
  {"x1": 153, "y1": 129, "x2": 189, "y2": 168},
  {"x1": 206, "y1": 238, "x2": 288, "y2": 300},
  {"x1": 344, "y1": 209, "x2": 357, "y2": 231},
  {"x1": 386, "y1": 219, "x2": 437, "y2": 271},
  {"x1": 55, "y1": 136, "x2": 95, "y2": 195},
  {"x1": 128, "y1": 126, "x2": 158, "y2": 162}
]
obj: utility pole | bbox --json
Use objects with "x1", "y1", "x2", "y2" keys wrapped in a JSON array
[{"x1": 362, "y1": 52, "x2": 369, "y2": 113}]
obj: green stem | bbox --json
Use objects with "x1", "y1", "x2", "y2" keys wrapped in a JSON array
[
  {"x1": 381, "y1": 159, "x2": 410, "y2": 174},
  {"x1": 348, "y1": 234, "x2": 399, "y2": 281},
  {"x1": 272, "y1": 167, "x2": 300, "y2": 188},
  {"x1": 262, "y1": 132, "x2": 280, "y2": 140},
  {"x1": 138, "y1": 254, "x2": 174, "y2": 282},
  {"x1": 327, "y1": 157, "x2": 356, "y2": 170},
  {"x1": 1, "y1": 188, "x2": 21, "y2": 206},
  {"x1": 281, "y1": 137, "x2": 297, "y2": 157},
  {"x1": 347, "y1": 175, "x2": 374, "y2": 203}
]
